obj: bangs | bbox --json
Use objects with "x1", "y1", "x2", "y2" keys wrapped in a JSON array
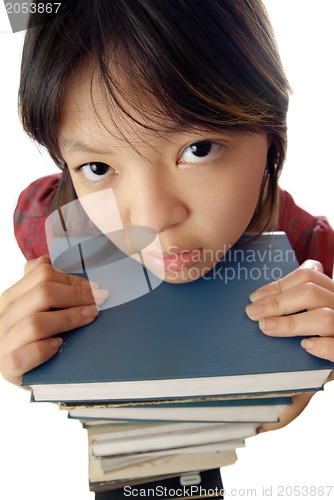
[{"x1": 92, "y1": 0, "x2": 288, "y2": 136}]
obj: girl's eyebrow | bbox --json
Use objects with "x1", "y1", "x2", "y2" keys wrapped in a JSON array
[{"x1": 60, "y1": 138, "x2": 115, "y2": 155}]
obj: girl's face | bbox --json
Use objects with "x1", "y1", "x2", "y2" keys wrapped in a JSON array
[{"x1": 60, "y1": 65, "x2": 269, "y2": 284}]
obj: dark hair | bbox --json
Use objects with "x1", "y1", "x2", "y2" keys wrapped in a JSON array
[{"x1": 19, "y1": 0, "x2": 290, "y2": 230}]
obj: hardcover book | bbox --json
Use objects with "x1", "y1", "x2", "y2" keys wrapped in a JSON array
[
  {"x1": 21, "y1": 232, "x2": 334, "y2": 401},
  {"x1": 66, "y1": 396, "x2": 292, "y2": 423}
]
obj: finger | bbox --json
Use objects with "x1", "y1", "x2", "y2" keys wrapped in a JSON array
[
  {"x1": 246, "y1": 282, "x2": 334, "y2": 320},
  {"x1": 300, "y1": 259, "x2": 324, "y2": 272},
  {"x1": 257, "y1": 391, "x2": 315, "y2": 433},
  {"x1": 250, "y1": 260, "x2": 333, "y2": 302},
  {"x1": 0, "y1": 279, "x2": 106, "y2": 334},
  {"x1": 24, "y1": 257, "x2": 99, "y2": 288},
  {"x1": 1, "y1": 260, "x2": 92, "y2": 310},
  {"x1": 301, "y1": 336, "x2": 334, "y2": 362},
  {"x1": 1, "y1": 337, "x2": 64, "y2": 386},
  {"x1": 2, "y1": 304, "x2": 99, "y2": 354},
  {"x1": 326, "y1": 370, "x2": 334, "y2": 383},
  {"x1": 24, "y1": 255, "x2": 51, "y2": 275},
  {"x1": 258, "y1": 307, "x2": 334, "y2": 337}
]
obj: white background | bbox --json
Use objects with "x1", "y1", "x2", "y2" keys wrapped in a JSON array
[{"x1": 0, "y1": 1, "x2": 333, "y2": 499}]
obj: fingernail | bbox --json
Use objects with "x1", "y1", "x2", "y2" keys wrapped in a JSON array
[
  {"x1": 93, "y1": 289, "x2": 109, "y2": 305},
  {"x1": 301, "y1": 339, "x2": 314, "y2": 350},
  {"x1": 259, "y1": 319, "x2": 278, "y2": 332},
  {"x1": 49, "y1": 337, "x2": 63, "y2": 349},
  {"x1": 249, "y1": 288, "x2": 269, "y2": 302},
  {"x1": 81, "y1": 305, "x2": 99, "y2": 319},
  {"x1": 246, "y1": 302, "x2": 264, "y2": 319},
  {"x1": 80, "y1": 279, "x2": 99, "y2": 290}
]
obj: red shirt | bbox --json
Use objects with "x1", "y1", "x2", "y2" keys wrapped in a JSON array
[{"x1": 13, "y1": 174, "x2": 334, "y2": 277}]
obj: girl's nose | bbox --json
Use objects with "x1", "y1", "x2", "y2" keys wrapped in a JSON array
[{"x1": 123, "y1": 170, "x2": 189, "y2": 234}]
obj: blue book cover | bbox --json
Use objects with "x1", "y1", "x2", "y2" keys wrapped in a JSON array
[{"x1": 22, "y1": 232, "x2": 334, "y2": 401}]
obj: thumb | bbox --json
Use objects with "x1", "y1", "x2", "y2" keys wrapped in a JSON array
[
  {"x1": 24, "y1": 255, "x2": 51, "y2": 275},
  {"x1": 300, "y1": 259, "x2": 324, "y2": 273}
]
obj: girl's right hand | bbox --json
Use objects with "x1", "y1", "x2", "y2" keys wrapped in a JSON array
[{"x1": 0, "y1": 256, "x2": 102, "y2": 387}]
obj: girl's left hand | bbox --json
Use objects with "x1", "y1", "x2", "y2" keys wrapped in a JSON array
[
  {"x1": 245, "y1": 259, "x2": 334, "y2": 362},
  {"x1": 246, "y1": 259, "x2": 334, "y2": 433}
]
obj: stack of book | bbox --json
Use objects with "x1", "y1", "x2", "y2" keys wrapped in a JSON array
[
  {"x1": 22, "y1": 232, "x2": 334, "y2": 493},
  {"x1": 66, "y1": 398, "x2": 292, "y2": 492}
]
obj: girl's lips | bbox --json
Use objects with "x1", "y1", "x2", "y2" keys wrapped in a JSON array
[{"x1": 143, "y1": 248, "x2": 203, "y2": 272}]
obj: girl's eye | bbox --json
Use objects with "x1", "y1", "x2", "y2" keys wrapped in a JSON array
[
  {"x1": 179, "y1": 140, "x2": 222, "y2": 164},
  {"x1": 80, "y1": 162, "x2": 116, "y2": 181}
]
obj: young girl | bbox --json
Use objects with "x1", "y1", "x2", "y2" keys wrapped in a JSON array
[{"x1": 0, "y1": 0, "x2": 333, "y2": 497}]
